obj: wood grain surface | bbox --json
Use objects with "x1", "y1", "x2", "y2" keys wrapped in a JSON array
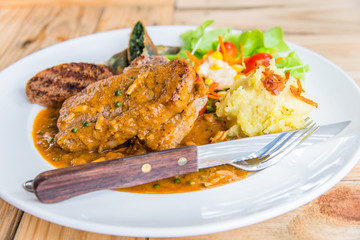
[
  {"x1": 0, "y1": 0, "x2": 359, "y2": 239},
  {"x1": 33, "y1": 146, "x2": 198, "y2": 203}
]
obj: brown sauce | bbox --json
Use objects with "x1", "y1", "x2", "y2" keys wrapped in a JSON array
[{"x1": 33, "y1": 108, "x2": 248, "y2": 193}]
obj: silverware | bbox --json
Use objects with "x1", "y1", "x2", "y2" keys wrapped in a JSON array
[
  {"x1": 24, "y1": 120, "x2": 350, "y2": 203},
  {"x1": 230, "y1": 119, "x2": 318, "y2": 171}
]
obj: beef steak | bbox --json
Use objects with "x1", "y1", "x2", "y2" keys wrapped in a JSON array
[{"x1": 55, "y1": 57, "x2": 207, "y2": 152}]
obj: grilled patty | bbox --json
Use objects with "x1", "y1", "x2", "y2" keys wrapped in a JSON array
[{"x1": 26, "y1": 62, "x2": 116, "y2": 108}]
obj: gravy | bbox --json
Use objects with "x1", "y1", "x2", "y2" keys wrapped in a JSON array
[{"x1": 33, "y1": 108, "x2": 248, "y2": 193}]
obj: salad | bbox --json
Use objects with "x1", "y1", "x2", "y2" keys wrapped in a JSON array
[{"x1": 168, "y1": 20, "x2": 317, "y2": 137}]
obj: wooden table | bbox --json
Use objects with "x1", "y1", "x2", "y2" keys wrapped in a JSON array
[{"x1": 1, "y1": 0, "x2": 359, "y2": 239}]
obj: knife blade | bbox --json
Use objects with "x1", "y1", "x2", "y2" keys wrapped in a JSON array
[
  {"x1": 25, "y1": 120, "x2": 350, "y2": 203},
  {"x1": 198, "y1": 120, "x2": 350, "y2": 168}
]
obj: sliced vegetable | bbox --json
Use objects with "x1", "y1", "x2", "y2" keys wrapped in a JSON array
[
  {"x1": 107, "y1": 21, "x2": 181, "y2": 73},
  {"x1": 290, "y1": 79, "x2": 318, "y2": 107},
  {"x1": 219, "y1": 41, "x2": 238, "y2": 60},
  {"x1": 243, "y1": 53, "x2": 273, "y2": 74},
  {"x1": 128, "y1": 21, "x2": 145, "y2": 61},
  {"x1": 128, "y1": 21, "x2": 159, "y2": 62}
]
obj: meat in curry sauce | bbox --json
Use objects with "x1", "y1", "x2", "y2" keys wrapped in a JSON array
[{"x1": 33, "y1": 108, "x2": 248, "y2": 193}]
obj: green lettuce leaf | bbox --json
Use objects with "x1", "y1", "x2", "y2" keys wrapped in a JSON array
[
  {"x1": 263, "y1": 27, "x2": 289, "y2": 52},
  {"x1": 169, "y1": 20, "x2": 238, "y2": 59},
  {"x1": 194, "y1": 28, "x2": 232, "y2": 56},
  {"x1": 239, "y1": 27, "x2": 289, "y2": 56},
  {"x1": 239, "y1": 29, "x2": 264, "y2": 56},
  {"x1": 167, "y1": 20, "x2": 308, "y2": 79},
  {"x1": 288, "y1": 65, "x2": 309, "y2": 80},
  {"x1": 276, "y1": 51, "x2": 309, "y2": 80},
  {"x1": 175, "y1": 20, "x2": 214, "y2": 59}
]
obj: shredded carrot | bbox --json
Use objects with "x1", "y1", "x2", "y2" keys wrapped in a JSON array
[
  {"x1": 218, "y1": 36, "x2": 228, "y2": 62},
  {"x1": 290, "y1": 87, "x2": 318, "y2": 107},
  {"x1": 208, "y1": 94, "x2": 220, "y2": 100},
  {"x1": 208, "y1": 81, "x2": 219, "y2": 93},
  {"x1": 209, "y1": 91, "x2": 219, "y2": 97},
  {"x1": 227, "y1": 58, "x2": 242, "y2": 65},
  {"x1": 275, "y1": 57, "x2": 288, "y2": 63},
  {"x1": 285, "y1": 72, "x2": 290, "y2": 81},
  {"x1": 245, "y1": 68, "x2": 255, "y2": 76},
  {"x1": 290, "y1": 79, "x2": 318, "y2": 107},
  {"x1": 296, "y1": 78, "x2": 305, "y2": 93},
  {"x1": 208, "y1": 95, "x2": 219, "y2": 100},
  {"x1": 185, "y1": 50, "x2": 200, "y2": 65}
]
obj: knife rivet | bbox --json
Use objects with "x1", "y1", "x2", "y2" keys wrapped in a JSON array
[
  {"x1": 178, "y1": 157, "x2": 187, "y2": 166},
  {"x1": 141, "y1": 163, "x2": 151, "y2": 173}
]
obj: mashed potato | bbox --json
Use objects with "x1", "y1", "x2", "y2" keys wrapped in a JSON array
[{"x1": 216, "y1": 60, "x2": 315, "y2": 137}]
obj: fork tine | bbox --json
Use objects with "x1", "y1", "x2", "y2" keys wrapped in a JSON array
[
  {"x1": 262, "y1": 122, "x2": 318, "y2": 162},
  {"x1": 232, "y1": 120, "x2": 313, "y2": 162},
  {"x1": 256, "y1": 120, "x2": 315, "y2": 161},
  {"x1": 246, "y1": 132, "x2": 288, "y2": 159},
  {"x1": 251, "y1": 124, "x2": 319, "y2": 171},
  {"x1": 252, "y1": 120, "x2": 314, "y2": 161},
  {"x1": 231, "y1": 121, "x2": 319, "y2": 171}
]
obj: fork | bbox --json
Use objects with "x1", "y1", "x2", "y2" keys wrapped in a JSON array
[{"x1": 230, "y1": 120, "x2": 319, "y2": 171}]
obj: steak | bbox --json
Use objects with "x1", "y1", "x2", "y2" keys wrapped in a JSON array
[
  {"x1": 55, "y1": 57, "x2": 207, "y2": 152},
  {"x1": 26, "y1": 62, "x2": 116, "y2": 108}
]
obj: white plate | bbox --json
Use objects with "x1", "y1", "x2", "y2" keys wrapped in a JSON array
[{"x1": 0, "y1": 26, "x2": 360, "y2": 238}]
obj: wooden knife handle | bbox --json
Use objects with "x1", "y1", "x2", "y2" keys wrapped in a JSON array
[{"x1": 33, "y1": 145, "x2": 198, "y2": 203}]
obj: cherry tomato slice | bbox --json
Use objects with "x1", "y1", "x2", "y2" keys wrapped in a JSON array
[
  {"x1": 219, "y1": 41, "x2": 238, "y2": 60},
  {"x1": 243, "y1": 53, "x2": 272, "y2": 74}
]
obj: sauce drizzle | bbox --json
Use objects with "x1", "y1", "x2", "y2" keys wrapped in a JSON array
[{"x1": 33, "y1": 108, "x2": 248, "y2": 193}]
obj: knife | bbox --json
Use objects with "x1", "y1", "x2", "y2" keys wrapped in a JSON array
[{"x1": 24, "y1": 121, "x2": 350, "y2": 203}]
